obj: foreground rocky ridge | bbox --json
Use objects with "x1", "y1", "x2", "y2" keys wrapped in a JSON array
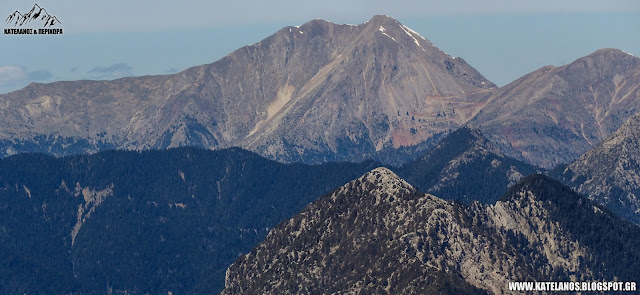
[
  {"x1": 223, "y1": 168, "x2": 640, "y2": 294},
  {"x1": 0, "y1": 15, "x2": 494, "y2": 165}
]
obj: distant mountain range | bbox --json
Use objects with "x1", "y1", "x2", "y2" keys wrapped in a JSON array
[
  {"x1": 222, "y1": 169, "x2": 640, "y2": 294},
  {"x1": 1, "y1": 16, "x2": 638, "y2": 169},
  {"x1": 0, "y1": 15, "x2": 494, "y2": 165}
]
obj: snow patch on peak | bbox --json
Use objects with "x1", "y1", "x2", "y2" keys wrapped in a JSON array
[
  {"x1": 382, "y1": 32, "x2": 397, "y2": 42},
  {"x1": 621, "y1": 49, "x2": 636, "y2": 57},
  {"x1": 378, "y1": 26, "x2": 397, "y2": 42},
  {"x1": 401, "y1": 25, "x2": 429, "y2": 43},
  {"x1": 399, "y1": 25, "x2": 425, "y2": 52},
  {"x1": 399, "y1": 24, "x2": 457, "y2": 58}
]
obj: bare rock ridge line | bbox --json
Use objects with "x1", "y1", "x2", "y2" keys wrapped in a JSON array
[
  {"x1": 0, "y1": 15, "x2": 495, "y2": 164},
  {"x1": 222, "y1": 168, "x2": 640, "y2": 294}
]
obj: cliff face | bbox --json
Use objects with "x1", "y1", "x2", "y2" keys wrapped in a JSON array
[
  {"x1": 222, "y1": 170, "x2": 640, "y2": 294},
  {"x1": 0, "y1": 15, "x2": 494, "y2": 165}
]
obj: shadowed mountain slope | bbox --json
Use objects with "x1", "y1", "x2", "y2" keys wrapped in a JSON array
[
  {"x1": 554, "y1": 112, "x2": 640, "y2": 224},
  {"x1": 398, "y1": 127, "x2": 538, "y2": 204},
  {"x1": 0, "y1": 147, "x2": 378, "y2": 294}
]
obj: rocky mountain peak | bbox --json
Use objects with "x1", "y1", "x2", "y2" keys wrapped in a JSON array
[
  {"x1": 593, "y1": 112, "x2": 640, "y2": 153},
  {"x1": 326, "y1": 167, "x2": 420, "y2": 208},
  {"x1": 469, "y1": 47, "x2": 640, "y2": 168},
  {"x1": 499, "y1": 174, "x2": 574, "y2": 204},
  {"x1": 611, "y1": 111, "x2": 640, "y2": 141},
  {"x1": 429, "y1": 127, "x2": 500, "y2": 157},
  {"x1": 221, "y1": 169, "x2": 485, "y2": 295},
  {"x1": 367, "y1": 14, "x2": 397, "y2": 24},
  {"x1": 572, "y1": 111, "x2": 640, "y2": 154},
  {"x1": 559, "y1": 48, "x2": 640, "y2": 85},
  {"x1": 364, "y1": 166, "x2": 405, "y2": 184},
  {"x1": 588, "y1": 47, "x2": 638, "y2": 60},
  {"x1": 359, "y1": 167, "x2": 415, "y2": 195},
  {"x1": 223, "y1": 167, "x2": 640, "y2": 294},
  {"x1": 0, "y1": 15, "x2": 496, "y2": 164}
]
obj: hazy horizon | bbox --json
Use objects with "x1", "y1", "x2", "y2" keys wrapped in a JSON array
[{"x1": 1, "y1": 0, "x2": 639, "y2": 93}]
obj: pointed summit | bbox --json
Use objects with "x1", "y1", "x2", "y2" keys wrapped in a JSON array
[
  {"x1": 223, "y1": 150, "x2": 640, "y2": 295},
  {"x1": 589, "y1": 48, "x2": 637, "y2": 58},
  {"x1": 499, "y1": 174, "x2": 575, "y2": 203},
  {"x1": 367, "y1": 14, "x2": 398, "y2": 25},
  {"x1": 222, "y1": 167, "x2": 488, "y2": 295},
  {"x1": 359, "y1": 167, "x2": 416, "y2": 197}
]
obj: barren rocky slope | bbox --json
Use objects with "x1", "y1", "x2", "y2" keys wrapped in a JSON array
[
  {"x1": 468, "y1": 49, "x2": 640, "y2": 168},
  {"x1": 0, "y1": 15, "x2": 494, "y2": 164}
]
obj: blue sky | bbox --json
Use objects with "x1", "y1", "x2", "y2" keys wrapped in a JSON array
[{"x1": 1, "y1": 0, "x2": 639, "y2": 93}]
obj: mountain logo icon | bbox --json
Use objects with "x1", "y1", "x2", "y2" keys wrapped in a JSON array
[{"x1": 6, "y1": 4, "x2": 62, "y2": 27}]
